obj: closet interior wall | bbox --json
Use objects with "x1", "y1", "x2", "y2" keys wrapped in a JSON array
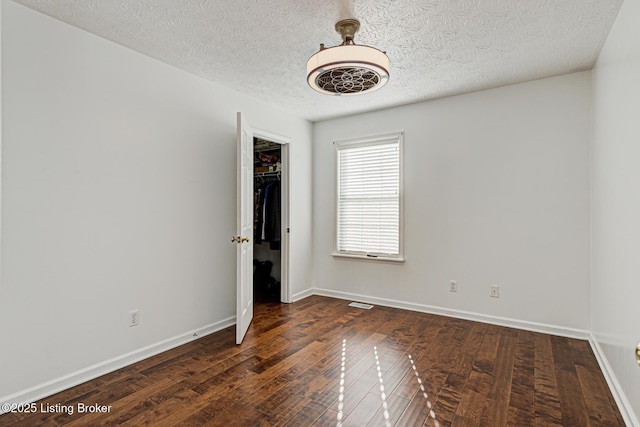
[{"x1": 253, "y1": 137, "x2": 282, "y2": 302}]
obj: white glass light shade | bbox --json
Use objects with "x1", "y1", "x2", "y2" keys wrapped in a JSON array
[{"x1": 306, "y1": 44, "x2": 390, "y2": 96}]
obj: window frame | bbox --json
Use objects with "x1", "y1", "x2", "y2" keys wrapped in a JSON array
[{"x1": 332, "y1": 131, "x2": 405, "y2": 263}]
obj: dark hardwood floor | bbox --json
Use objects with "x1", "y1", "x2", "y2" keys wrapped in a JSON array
[{"x1": 0, "y1": 295, "x2": 624, "y2": 426}]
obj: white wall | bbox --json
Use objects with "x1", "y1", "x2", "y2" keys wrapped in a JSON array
[
  {"x1": 313, "y1": 73, "x2": 591, "y2": 331},
  {"x1": 0, "y1": 0, "x2": 312, "y2": 400},
  {"x1": 591, "y1": 0, "x2": 640, "y2": 422}
]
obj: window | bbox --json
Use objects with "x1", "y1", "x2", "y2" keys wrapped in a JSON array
[{"x1": 334, "y1": 132, "x2": 404, "y2": 261}]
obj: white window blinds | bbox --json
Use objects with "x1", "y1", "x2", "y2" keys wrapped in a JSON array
[{"x1": 336, "y1": 133, "x2": 402, "y2": 257}]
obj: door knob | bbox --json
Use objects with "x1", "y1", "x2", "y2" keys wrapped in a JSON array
[
  {"x1": 241, "y1": 237, "x2": 250, "y2": 243},
  {"x1": 636, "y1": 343, "x2": 640, "y2": 367},
  {"x1": 231, "y1": 236, "x2": 240, "y2": 243}
]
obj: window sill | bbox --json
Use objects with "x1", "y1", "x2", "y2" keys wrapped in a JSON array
[{"x1": 331, "y1": 252, "x2": 405, "y2": 263}]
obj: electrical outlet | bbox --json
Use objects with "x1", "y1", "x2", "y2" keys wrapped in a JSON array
[
  {"x1": 490, "y1": 285, "x2": 500, "y2": 298},
  {"x1": 129, "y1": 310, "x2": 139, "y2": 327},
  {"x1": 449, "y1": 280, "x2": 457, "y2": 292}
]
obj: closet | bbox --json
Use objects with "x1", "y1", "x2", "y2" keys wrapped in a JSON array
[{"x1": 253, "y1": 137, "x2": 282, "y2": 302}]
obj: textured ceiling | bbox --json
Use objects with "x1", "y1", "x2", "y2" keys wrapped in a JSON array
[{"x1": 13, "y1": 0, "x2": 623, "y2": 122}]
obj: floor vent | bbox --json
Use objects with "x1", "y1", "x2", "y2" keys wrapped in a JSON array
[{"x1": 348, "y1": 302, "x2": 374, "y2": 310}]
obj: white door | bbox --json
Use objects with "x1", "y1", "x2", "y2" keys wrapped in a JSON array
[{"x1": 235, "y1": 112, "x2": 254, "y2": 344}]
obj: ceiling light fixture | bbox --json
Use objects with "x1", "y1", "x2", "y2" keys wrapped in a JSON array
[{"x1": 306, "y1": 19, "x2": 390, "y2": 96}]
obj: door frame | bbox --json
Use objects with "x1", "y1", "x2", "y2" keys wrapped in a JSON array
[{"x1": 253, "y1": 128, "x2": 292, "y2": 304}]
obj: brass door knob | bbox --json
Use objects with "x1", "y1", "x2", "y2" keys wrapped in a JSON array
[
  {"x1": 636, "y1": 343, "x2": 640, "y2": 367},
  {"x1": 231, "y1": 236, "x2": 240, "y2": 243}
]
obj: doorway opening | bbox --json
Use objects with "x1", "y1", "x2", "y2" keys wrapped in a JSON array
[{"x1": 252, "y1": 130, "x2": 290, "y2": 304}]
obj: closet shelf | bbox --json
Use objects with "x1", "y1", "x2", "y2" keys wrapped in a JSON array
[
  {"x1": 255, "y1": 171, "x2": 280, "y2": 178},
  {"x1": 255, "y1": 147, "x2": 280, "y2": 153}
]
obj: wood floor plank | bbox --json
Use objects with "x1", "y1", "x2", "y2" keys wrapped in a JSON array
[
  {"x1": 533, "y1": 333, "x2": 564, "y2": 426},
  {"x1": 310, "y1": 408, "x2": 339, "y2": 427},
  {"x1": 455, "y1": 389, "x2": 485, "y2": 425},
  {"x1": 281, "y1": 400, "x2": 327, "y2": 427},
  {"x1": 64, "y1": 377, "x2": 175, "y2": 427},
  {"x1": 551, "y1": 336, "x2": 592, "y2": 426},
  {"x1": 201, "y1": 399, "x2": 275, "y2": 427},
  {"x1": 393, "y1": 393, "x2": 433, "y2": 427},
  {"x1": 575, "y1": 365, "x2": 621, "y2": 426},
  {"x1": 366, "y1": 394, "x2": 410, "y2": 427},
  {"x1": 506, "y1": 330, "x2": 535, "y2": 426},
  {"x1": 170, "y1": 409, "x2": 213, "y2": 426},
  {"x1": 555, "y1": 368, "x2": 591, "y2": 427},
  {"x1": 569, "y1": 339, "x2": 600, "y2": 372},
  {"x1": 486, "y1": 330, "x2": 519, "y2": 411},
  {"x1": 119, "y1": 387, "x2": 202, "y2": 426},
  {"x1": 0, "y1": 413, "x2": 19, "y2": 427},
  {"x1": 341, "y1": 391, "x2": 385, "y2": 426},
  {"x1": 0, "y1": 296, "x2": 624, "y2": 427}
]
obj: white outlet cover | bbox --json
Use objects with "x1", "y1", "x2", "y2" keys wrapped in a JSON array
[{"x1": 129, "y1": 310, "x2": 140, "y2": 326}]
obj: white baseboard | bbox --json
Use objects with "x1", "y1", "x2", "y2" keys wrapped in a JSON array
[
  {"x1": 312, "y1": 288, "x2": 591, "y2": 339},
  {"x1": 292, "y1": 287, "x2": 315, "y2": 302},
  {"x1": 0, "y1": 316, "x2": 235, "y2": 414},
  {"x1": 588, "y1": 335, "x2": 639, "y2": 427}
]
